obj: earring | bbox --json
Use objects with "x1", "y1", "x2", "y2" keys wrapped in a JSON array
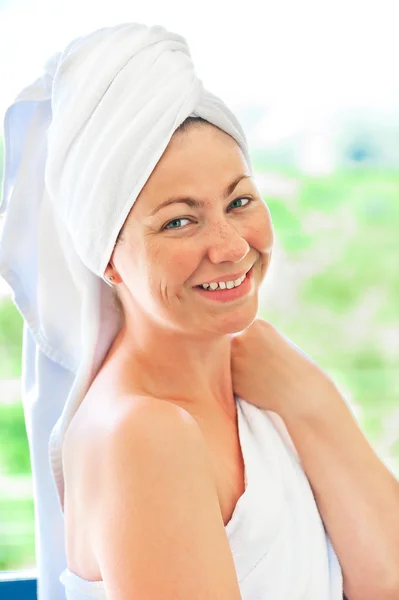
[{"x1": 109, "y1": 276, "x2": 115, "y2": 281}]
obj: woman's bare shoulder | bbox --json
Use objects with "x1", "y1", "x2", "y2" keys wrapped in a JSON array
[
  {"x1": 63, "y1": 388, "x2": 210, "y2": 530},
  {"x1": 62, "y1": 389, "x2": 209, "y2": 582},
  {"x1": 81, "y1": 393, "x2": 241, "y2": 600},
  {"x1": 97, "y1": 393, "x2": 206, "y2": 464},
  {"x1": 63, "y1": 386, "x2": 201, "y2": 480}
]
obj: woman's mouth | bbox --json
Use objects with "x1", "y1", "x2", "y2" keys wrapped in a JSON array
[{"x1": 193, "y1": 265, "x2": 254, "y2": 303}]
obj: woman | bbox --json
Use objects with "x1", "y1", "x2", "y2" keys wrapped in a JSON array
[
  {"x1": 1, "y1": 22, "x2": 398, "y2": 600},
  {"x1": 60, "y1": 114, "x2": 399, "y2": 600},
  {"x1": 61, "y1": 115, "x2": 278, "y2": 596}
]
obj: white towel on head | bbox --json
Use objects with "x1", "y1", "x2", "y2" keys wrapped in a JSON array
[{"x1": 0, "y1": 21, "x2": 251, "y2": 599}]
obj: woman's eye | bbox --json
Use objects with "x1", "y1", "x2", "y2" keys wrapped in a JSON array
[
  {"x1": 163, "y1": 217, "x2": 191, "y2": 230},
  {"x1": 162, "y1": 197, "x2": 254, "y2": 231},
  {"x1": 228, "y1": 197, "x2": 253, "y2": 210}
]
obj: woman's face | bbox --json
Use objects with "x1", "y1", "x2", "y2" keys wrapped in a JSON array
[{"x1": 108, "y1": 123, "x2": 274, "y2": 336}]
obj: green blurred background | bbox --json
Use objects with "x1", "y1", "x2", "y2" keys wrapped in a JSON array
[{"x1": 0, "y1": 151, "x2": 398, "y2": 570}]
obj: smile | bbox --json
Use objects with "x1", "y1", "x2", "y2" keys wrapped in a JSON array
[{"x1": 193, "y1": 265, "x2": 254, "y2": 303}]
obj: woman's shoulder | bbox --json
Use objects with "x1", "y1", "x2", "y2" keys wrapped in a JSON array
[
  {"x1": 62, "y1": 385, "x2": 202, "y2": 580},
  {"x1": 63, "y1": 381, "x2": 199, "y2": 480}
]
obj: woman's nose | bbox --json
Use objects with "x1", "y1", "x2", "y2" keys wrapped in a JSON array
[{"x1": 205, "y1": 221, "x2": 250, "y2": 264}]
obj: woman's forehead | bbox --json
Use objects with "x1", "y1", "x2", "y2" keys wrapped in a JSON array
[{"x1": 149, "y1": 132, "x2": 248, "y2": 189}]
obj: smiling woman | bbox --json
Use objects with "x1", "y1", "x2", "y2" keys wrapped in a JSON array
[{"x1": 0, "y1": 20, "x2": 346, "y2": 600}]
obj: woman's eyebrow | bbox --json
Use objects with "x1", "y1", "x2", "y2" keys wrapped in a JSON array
[{"x1": 148, "y1": 174, "x2": 252, "y2": 216}]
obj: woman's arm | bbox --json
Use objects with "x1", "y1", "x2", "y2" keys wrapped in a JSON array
[
  {"x1": 279, "y1": 384, "x2": 399, "y2": 600},
  {"x1": 90, "y1": 398, "x2": 242, "y2": 600}
]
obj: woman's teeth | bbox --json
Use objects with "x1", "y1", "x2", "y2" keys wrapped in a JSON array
[{"x1": 199, "y1": 272, "x2": 247, "y2": 291}]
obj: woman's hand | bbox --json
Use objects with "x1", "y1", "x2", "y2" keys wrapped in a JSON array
[{"x1": 230, "y1": 317, "x2": 336, "y2": 418}]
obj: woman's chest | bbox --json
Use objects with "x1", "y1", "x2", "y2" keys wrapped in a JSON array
[{"x1": 204, "y1": 426, "x2": 247, "y2": 526}]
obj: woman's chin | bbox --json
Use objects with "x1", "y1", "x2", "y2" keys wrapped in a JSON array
[{"x1": 215, "y1": 302, "x2": 259, "y2": 334}]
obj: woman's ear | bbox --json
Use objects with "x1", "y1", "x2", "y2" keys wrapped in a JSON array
[{"x1": 104, "y1": 262, "x2": 122, "y2": 284}]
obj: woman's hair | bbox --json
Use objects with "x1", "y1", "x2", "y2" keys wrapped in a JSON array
[{"x1": 110, "y1": 116, "x2": 210, "y2": 318}]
